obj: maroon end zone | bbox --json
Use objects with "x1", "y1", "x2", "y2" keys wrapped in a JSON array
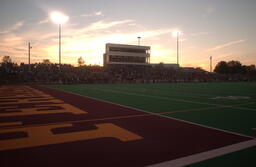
[{"x1": 0, "y1": 85, "x2": 253, "y2": 167}]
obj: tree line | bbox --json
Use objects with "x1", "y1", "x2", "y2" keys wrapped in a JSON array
[{"x1": 214, "y1": 60, "x2": 256, "y2": 75}]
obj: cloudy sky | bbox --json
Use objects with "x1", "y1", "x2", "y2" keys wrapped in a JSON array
[{"x1": 0, "y1": 0, "x2": 255, "y2": 70}]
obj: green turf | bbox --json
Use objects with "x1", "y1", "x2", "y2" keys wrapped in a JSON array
[
  {"x1": 42, "y1": 82, "x2": 256, "y2": 166},
  {"x1": 164, "y1": 107, "x2": 256, "y2": 137}
]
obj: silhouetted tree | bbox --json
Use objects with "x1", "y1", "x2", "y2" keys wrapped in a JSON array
[
  {"x1": 214, "y1": 60, "x2": 255, "y2": 75},
  {"x1": 77, "y1": 56, "x2": 85, "y2": 66},
  {"x1": 196, "y1": 67, "x2": 203, "y2": 70},
  {"x1": 42, "y1": 59, "x2": 51, "y2": 64},
  {"x1": 0, "y1": 56, "x2": 19, "y2": 83},
  {"x1": 1, "y1": 55, "x2": 15, "y2": 73},
  {"x1": 243, "y1": 65, "x2": 256, "y2": 74},
  {"x1": 2, "y1": 55, "x2": 12, "y2": 64},
  {"x1": 214, "y1": 61, "x2": 229, "y2": 74},
  {"x1": 227, "y1": 60, "x2": 242, "y2": 74}
]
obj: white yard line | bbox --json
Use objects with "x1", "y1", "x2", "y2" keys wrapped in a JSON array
[{"x1": 148, "y1": 139, "x2": 256, "y2": 167}]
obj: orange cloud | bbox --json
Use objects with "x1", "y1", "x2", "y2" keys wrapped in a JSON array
[
  {"x1": 0, "y1": 19, "x2": 183, "y2": 66},
  {"x1": 208, "y1": 39, "x2": 246, "y2": 51},
  {"x1": 0, "y1": 21, "x2": 24, "y2": 34}
]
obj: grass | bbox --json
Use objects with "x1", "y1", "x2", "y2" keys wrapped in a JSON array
[{"x1": 43, "y1": 82, "x2": 256, "y2": 167}]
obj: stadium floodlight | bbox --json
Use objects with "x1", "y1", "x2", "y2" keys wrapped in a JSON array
[
  {"x1": 50, "y1": 11, "x2": 69, "y2": 24},
  {"x1": 50, "y1": 11, "x2": 69, "y2": 66},
  {"x1": 172, "y1": 29, "x2": 182, "y2": 65}
]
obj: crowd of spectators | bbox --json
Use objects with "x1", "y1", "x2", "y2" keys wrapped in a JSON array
[
  {"x1": 1, "y1": 59, "x2": 255, "y2": 84},
  {"x1": 107, "y1": 64, "x2": 230, "y2": 83}
]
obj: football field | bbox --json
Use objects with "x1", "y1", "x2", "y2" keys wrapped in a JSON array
[
  {"x1": 46, "y1": 82, "x2": 256, "y2": 137},
  {"x1": 0, "y1": 83, "x2": 255, "y2": 166},
  {"x1": 44, "y1": 82, "x2": 256, "y2": 166}
]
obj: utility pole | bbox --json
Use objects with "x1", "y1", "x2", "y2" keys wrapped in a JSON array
[
  {"x1": 28, "y1": 42, "x2": 32, "y2": 70},
  {"x1": 210, "y1": 56, "x2": 212, "y2": 72}
]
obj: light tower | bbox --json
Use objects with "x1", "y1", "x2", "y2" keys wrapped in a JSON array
[
  {"x1": 177, "y1": 32, "x2": 179, "y2": 65},
  {"x1": 137, "y1": 36, "x2": 141, "y2": 45},
  {"x1": 172, "y1": 29, "x2": 182, "y2": 65},
  {"x1": 50, "y1": 11, "x2": 69, "y2": 66},
  {"x1": 28, "y1": 42, "x2": 32, "y2": 65},
  {"x1": 210, "y1": 56, "x2": 212, "y2": 72}
]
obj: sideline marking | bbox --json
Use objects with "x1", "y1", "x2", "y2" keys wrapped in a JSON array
[
  {"x1": 148, "y1": 139, "x2": 256, "y2": 167},
  {"x1": 39, "y1": 86, "x2": 254, "y2": 139}
]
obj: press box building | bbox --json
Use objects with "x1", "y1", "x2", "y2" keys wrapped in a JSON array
[{"x1": 103, "y1": 43, "x2": 151, "y2": 67}]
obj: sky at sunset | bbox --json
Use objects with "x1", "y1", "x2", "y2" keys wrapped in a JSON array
[{"x1": 0, "y1": 0, "x2": 255, "y2": 71}]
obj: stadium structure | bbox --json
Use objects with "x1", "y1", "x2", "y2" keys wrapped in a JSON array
[
  {"x1": 103, "y1": 43, "x2": 151, "y2": 67},
  {"x1": 103, "y1": 43, "x2": 179, "y2": 69}
]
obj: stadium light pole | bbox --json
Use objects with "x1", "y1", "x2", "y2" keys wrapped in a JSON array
[
  {"x1": 50, "y1": 11, "x2": 69, "y2": 66},
  {"x1": 137, "y1": 36, "x2": 141, "y2": 45},
  {"x1": 210, "y1": 56, "x2": 212, "y2": 72},
  {"x1": 28, "y1": 42, "x2": 32, "y2": 65},
  {"x1": 172, "y1": 30, "x2": 182, "y2": 66},
  {"x1": 177, "y1": 32, "x2": 179, "y2": 65}
]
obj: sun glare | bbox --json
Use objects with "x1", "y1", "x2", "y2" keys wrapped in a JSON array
[
  {"x1": 172, "y1": 29, "x2": 182, "y2": 38},
  {"x1": 50, "y1": 11, "x2": 69, "y2": 24}
]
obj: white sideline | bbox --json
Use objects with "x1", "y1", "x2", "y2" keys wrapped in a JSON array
[{"x1": 148, "y1": 139, "x2": 256, "y2": 167}]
